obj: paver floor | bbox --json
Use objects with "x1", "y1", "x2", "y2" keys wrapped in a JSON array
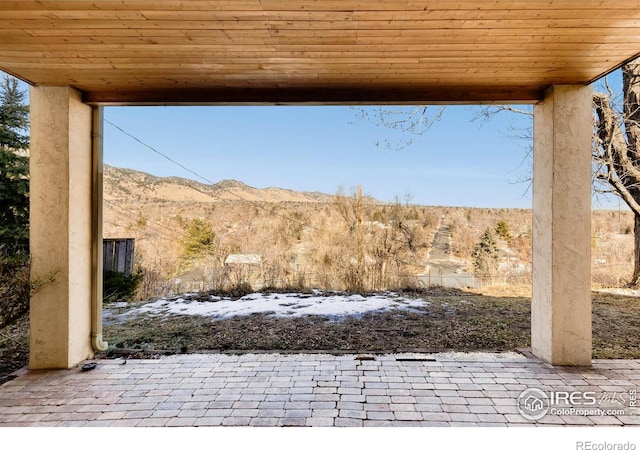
[{"x1": 1, "y1": 352, "x2": 639, "y2": 427}]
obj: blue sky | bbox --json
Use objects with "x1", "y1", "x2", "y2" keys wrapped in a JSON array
[
  {"x1": 7, "y1": 71, "x2": 623, "y2": 209},
  {"x1": 103, "y1": 104, "x2": 537, "y2": 208}
]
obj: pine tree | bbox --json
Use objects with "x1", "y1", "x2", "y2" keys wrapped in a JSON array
[
  {"x1": 0, "y1": 77, "x2": 29, "y2": 150},
  {"x1": 0, "y1": 75, "x2": 29, "y2": 254},
  {"x1": 182, "y1": 218, "x2": 215, "y2": 260},
  {"x1": 473, "y1": 228, "x2": 499, "y2": 278},
  {"x1": 494, "y1": 220, "x2": 511, "y2": 241}
]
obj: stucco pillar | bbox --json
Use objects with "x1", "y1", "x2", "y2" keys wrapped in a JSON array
[
  {"x1": 532, "y1": 84, "x2": 592, "y2": 366},
  {"x1": 29, "y1": 86, "x2": 94, "y2": 369}
]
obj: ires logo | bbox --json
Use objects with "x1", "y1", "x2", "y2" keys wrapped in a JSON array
[
  {"x1": 550, "y1": 391, "x2": 598, "y2": 406},
  {"x1": 517, "y1": 388, "x2": 550, "y2": 420},
  {"x1": 517, "y1": 388, "x2": 634, "y2": 421}
]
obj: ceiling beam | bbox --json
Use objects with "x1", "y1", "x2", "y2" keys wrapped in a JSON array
[{"x1": 82, "y1": 85, "x2": 546, "y2": 106}]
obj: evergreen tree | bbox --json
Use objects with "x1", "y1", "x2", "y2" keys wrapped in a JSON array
[
  {"x1": 494, "y1": 220, "x2": 511, "y2": 241},
  {"x1": 0, "y1": 75, "x2": 29, "y2": 254},
  {"x1": 182, "y1": 218, "x2": 215, "y2": 260},
  {"x1": 0, "y1": 77, "x2": 29, "y2": 150},
  {"x1": 473, "y1": 228, "x2": 499, "y2": 278}
]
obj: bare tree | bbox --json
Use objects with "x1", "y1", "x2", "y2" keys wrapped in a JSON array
[
  {"x1": 332, "y1": 189, "x2": 427, "y2": 291},
  {"x1": 359, "y1": 60, "x2": 640, "y2": 286},
  {"x1": 593, "y1": 60, "x2": 640, "y2": 286},
  {"x1": 473, "y1": 62, "x2": 640, "y2": 286},
  {"x1": 487, "y1": 62, "x2": 640, "y2": 286}
]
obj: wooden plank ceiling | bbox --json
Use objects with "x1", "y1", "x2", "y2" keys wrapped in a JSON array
[{"x1": 1, "y1": 0, "x2": 640, "y2": 104}]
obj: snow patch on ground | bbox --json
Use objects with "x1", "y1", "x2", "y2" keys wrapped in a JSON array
[{"x1": 115, "y1": 291, "x2": 429, "y2": 321}]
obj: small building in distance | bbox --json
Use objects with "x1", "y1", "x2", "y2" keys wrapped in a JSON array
[
  {"x1": 224, "y1": 254, "x2": 262, "y2": 266},
  {"x1": 224, "y1": 254, "x2": 264, "y2": 290}
]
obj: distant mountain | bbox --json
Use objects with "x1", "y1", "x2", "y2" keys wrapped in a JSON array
[{"x1": 103, "y1": 165, "x2": 336, "y2": 204}]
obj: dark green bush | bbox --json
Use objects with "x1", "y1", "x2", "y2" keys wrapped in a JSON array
[
  {"x1": 0, "y1": 253, "x2": 30, "y2": 327},
  {"x1": 103, "y1": 270, "x2": 142, "y2": 302}
]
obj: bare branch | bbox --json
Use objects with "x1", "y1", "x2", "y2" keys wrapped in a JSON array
[
  {"x1": 593, "y1": 92, "x2": 640, "y2": 192},
  {"x1": 471, "y1": 105, "x2": 533, "y2": 126},
  {"x1": 350, "y1": 105, "x2": 445, "y2": 150}
]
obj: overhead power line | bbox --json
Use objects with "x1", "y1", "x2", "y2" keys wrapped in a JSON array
[
  {"x1": 105, "y1": 118, "x2": 217, "y2": 186},
  {"x1": 104, "y1": 199, "x2": 183, "y2": 238},
  {"x1": 104, "y1": 204, "x2": 181, "y2": 243},
  {"x1": 104, "y1": 118, "x2": 323, "y2": 233}
]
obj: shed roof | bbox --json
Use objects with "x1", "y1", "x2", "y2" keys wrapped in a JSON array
[
  {"x1": 1, "y1": 1, "x2": 640, "y2": 104},
  {"x1": 225, "y1": 254, "x2": 262, "y2": 265}
]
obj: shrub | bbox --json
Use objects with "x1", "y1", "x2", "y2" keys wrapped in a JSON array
[
  {"x1": 136, "y1": 268, "x2": 173, "y2": 301},
  {"x1": 182, "y1": 218, "x2": 215, "y2": 260},
  {"x1": 473, "y1": 228, "x2": 500, "y2": 279},
  {"x1": 0, "y1": 253, "x2": 30, "y2": 327},
  {"x1": 495, "y1": 220, "x2": 511, "y2": 241},
  {"x1": 103, "y1": 270, "x2": 142, "y2": 302}
]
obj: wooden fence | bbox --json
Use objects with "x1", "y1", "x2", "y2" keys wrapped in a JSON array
[{"x1": 103, "y1": 238, "x2": 135, "y2": 275}]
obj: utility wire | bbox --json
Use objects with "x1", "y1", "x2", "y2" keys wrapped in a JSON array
[
  {"x1": 105, "y1": 118, "x2": 217, "y2": 186},
  {"x1": 104, "y1": 203, "x2": 230, "y2": 261},
  {"x1": 104, "y1": 199, "x2": 183, "y2": 238},
  {"x1": 104, "y1": 205, "x2": 181, "y2": 243},
  {"x1": 104, "y1": 118, "x2": 323, "y2": 233},
  {"x1": 104, "y1": 200, "x2": 179, "y2": 237}
]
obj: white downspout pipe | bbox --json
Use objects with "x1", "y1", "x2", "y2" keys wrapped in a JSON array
[{"x1": 91, "y1": 106, "x2": 108, "y2": 352}]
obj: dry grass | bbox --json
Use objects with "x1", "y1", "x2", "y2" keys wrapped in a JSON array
[
  {"x1": 102, "y1": 290, "x2": 531, "y2": 354},
  {"x1": 0, "y1": 255, "x2": 31, "y2": 385},
  {"x1": 471, "y1": 283, "x2": 532, "y2": 299},
  {"x1": 2, "y1": 171, "x2": 637, "y2": 384},
  {"x1": 1, "y1": 290, "x2": 639, "y2": 385},
  {"x1": 99, "y1": 290, "x2": 640, "y2": 359},
  {"x1": 103, "y1": 165, "x2": 640, "y2": 296},
  {"x1": 106, "y1": 199, "x2": 640, "y2": 298},
  {"x1": 0, "y1": 257, "x2": 30, "y2": 328},
  {"x1": 0, "y1": 318, "x2": 28, "y2": 385},
  {"x1": 104, "y1": 163, "x2": 640, "y2": 295},
  {"x1": 593, "y1": 292, "x2": 640, "y2": 358},
  {"x1": 106, "y1": 196, "x2": 439, "y2": 295}
]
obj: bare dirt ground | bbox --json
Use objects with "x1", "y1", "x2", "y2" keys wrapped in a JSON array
[
  {"x1": 101, "y1": 289, "x2": 640, "y2": 361},
  {"x1": 103, "y1": 288, "x2": 530, "y2": 356},
  {"x1": 2, "y1": 289, "x2": 639, "y2": 385}
]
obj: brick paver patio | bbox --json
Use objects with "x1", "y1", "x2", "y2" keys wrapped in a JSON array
[{"x1": 1, "y1": 352, "x2": 639, "y2": 427}]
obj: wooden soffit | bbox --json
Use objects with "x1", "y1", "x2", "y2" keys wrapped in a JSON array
[{"x1": 1, "y1": 1, "x2": 640, "y2": 105}]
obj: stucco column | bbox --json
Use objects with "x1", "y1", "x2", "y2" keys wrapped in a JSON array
[
  {"x1": 532, "y1": 84, "x2": 593, "y2": 366},
  {"x1": 29, "y1": 86, "x2": 94, "y2": 369}
]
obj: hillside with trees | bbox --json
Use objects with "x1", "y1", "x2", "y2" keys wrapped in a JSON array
[{"x1": 102, "y1": 164, "x2": 634, "y2": 299}]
